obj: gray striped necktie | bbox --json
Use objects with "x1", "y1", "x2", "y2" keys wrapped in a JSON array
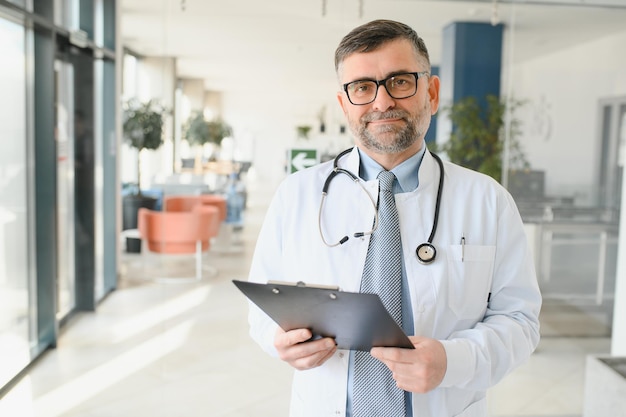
[{"x1": 352, "y1": 170, "x2": 405, "y2": 417}]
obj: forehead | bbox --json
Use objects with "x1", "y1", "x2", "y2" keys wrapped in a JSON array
[{"x1": 338, "y1": 39, "x2": 421, "y2": 82}]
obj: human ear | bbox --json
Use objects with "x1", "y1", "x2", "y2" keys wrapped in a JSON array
[
  {"x1": 428, "y1": 75, "x2": 441, "y2": 115},
  {"x1": 336, "y1": 91, "x2": 349, "y2": 116}
]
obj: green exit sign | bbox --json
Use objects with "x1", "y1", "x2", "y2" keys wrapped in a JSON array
[{"x1": 289, "y1": 149, "x2": 318, "y2": 173}]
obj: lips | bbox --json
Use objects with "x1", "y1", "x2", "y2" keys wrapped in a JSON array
[
  {"x1": 368, "y1": 118, "x2": 402, "y2": 125},
  {"x1": 365, "y1": 116, "x2": 406, "y2": 130},
  {"x1": 363, "y1": 110, "x2": 408, "y2": 125}
]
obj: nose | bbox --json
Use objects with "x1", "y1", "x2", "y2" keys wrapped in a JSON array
[{"x1": 371, "y1": 84, "x2": 395, "y2": 112}]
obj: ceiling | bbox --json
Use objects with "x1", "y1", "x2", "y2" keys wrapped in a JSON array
[{"x1": 119, "y1": 0, "x2": 626, "y2": 107}]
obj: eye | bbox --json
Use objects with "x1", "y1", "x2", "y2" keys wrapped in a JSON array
[
  {"x1": 390, "y1": 74, "x2": 414, "y2": 90},
  {"x1": 349, "y1": 81, "x2": 374, "y2": 96}
]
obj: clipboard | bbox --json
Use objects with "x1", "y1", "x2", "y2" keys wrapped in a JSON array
[{"x1": 233, "y1": 280, "x2": 414, "y2": 351}]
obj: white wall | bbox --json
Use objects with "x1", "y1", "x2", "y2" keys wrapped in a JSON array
[
  {"x1": 613, "y1": 170, "x2": 626, "y2": 356},
  {"x1": 506, "y1": 30, "x2": 626, "y2": 204},
  {"x1": 221, "y1": 86, "x2": 353, "y2": 186},
  {"x1": 181, "y1": 78, "x2": 205, "y2": 112}
]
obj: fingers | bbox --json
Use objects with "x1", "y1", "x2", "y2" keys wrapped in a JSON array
[
  {"x1": 370, "y1": 336, "x2": 447, "y2": 393},
  {"x1": 370, "y1": 346, "x2": 406, "y2": 363},
  {"x1": 275, "y1": 328, "x2": 313, "y2": 348},
  {"x1": 274, "y1": 328, "x2": 337, "y2": 371}
]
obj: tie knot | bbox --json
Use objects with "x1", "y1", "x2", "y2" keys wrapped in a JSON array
[{"x1": 377, "y1": 170, "x2": 396, "y2": 192}]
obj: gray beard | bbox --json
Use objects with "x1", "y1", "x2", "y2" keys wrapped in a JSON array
[{"x1": 352, "y1": 110, "x2": 424, "y2": 154}]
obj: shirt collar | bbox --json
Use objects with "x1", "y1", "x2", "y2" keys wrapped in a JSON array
[{"x1": 358, "y1": 144, "x2": 426, "y2": 193}]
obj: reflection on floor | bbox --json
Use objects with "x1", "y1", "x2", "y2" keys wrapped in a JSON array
[
  {"x1": 539, "y1": 300, "x2": 612, "y2": 338},
  {"x1": 0, "y1": 181, "x2": 612, "y2": 417}
]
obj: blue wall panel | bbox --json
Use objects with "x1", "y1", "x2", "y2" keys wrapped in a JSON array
[{"x1": 443, "y1": 22, "x2": 503, "y2": 104}]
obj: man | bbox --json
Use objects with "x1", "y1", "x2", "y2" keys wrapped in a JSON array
[{"x1": 247, "y1": 19, "x2": 541, "y2": 417}]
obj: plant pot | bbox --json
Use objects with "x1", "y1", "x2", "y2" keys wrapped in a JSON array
[{"x1": 122, "y1": 194, "x2": 157, "y2": 253}]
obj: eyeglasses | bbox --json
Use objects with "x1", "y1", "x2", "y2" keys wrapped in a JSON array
[{"x1": 342, "y1": 71, "x2": 430, "y2": 105}]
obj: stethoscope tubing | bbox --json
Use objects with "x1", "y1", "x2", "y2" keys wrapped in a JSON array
[
  {"x1": 318, "y1": 147, "x2": 444, "y2": 264},
  {"x1": 427, "y1": 151, "x2": 444, "y2": 244},
  {"x1": 318, "y1": 154, "x2": 380, "y2": 246}
]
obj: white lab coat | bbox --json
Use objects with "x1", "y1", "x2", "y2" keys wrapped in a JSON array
[{"x1": 248, "y1": 147, "x2": 541, "y2": 417}]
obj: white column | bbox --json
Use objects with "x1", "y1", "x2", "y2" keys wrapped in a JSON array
[
  {"x1": 611, "y1": 169, "x2": 626, "y2": 355},
  {"x1": 138, "y1": 56, "x2": 177, "y2": 184}
]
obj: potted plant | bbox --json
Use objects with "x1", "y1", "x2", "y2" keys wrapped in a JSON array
[
  {"x1": 121, "y1": 98, "x2": 167, "y2": 252},
  {"x1": 296, "y1": 125, "x2": 312, "y2": 140},
  {"x1": 183, "y1": 111, "x2": 233, "y2": 167},
  {"x1": 436, "y1": 94, "x2": 529, "y2": 183},
  {"x1": 317, "y1": 106, "x2": 327, "y2": 133}
]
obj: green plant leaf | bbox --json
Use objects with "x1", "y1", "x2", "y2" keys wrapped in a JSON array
[
  {"x1": 122, "y1": 98, "x2": 168, "y2": 193},
  {"x1": 183, "y1": 111, "x2": 232, "y2": 146},
  {"x1": 439, "y1": 94, "x2": 529, "y2": 183},
  {"x1": 122, "y1": 99, "x2": 166, "y2": 151}
]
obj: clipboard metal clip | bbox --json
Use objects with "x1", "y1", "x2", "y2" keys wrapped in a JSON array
[{"x1": 268, "y1": 280, "x2": 341, "y2": 291}]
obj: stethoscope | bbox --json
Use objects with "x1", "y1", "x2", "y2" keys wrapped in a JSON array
[{"x1": 318, "y1": 147, "x2": 444, "y2": 264}]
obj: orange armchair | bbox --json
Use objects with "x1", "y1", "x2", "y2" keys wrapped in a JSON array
[
  {"x1": 163, "y1": 195, "x2": 227, "y2": 246},
  {"x1": 163, "y1": 194, "x2": 227, "y2": 222},
  {"x1": 137, "y1": 205, "x2": 220, "y2": 281},
  {"x1": 163, "y1": 194, "x2": 231, "y2": 254}
]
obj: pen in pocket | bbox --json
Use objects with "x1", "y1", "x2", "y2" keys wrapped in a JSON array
[{"x1": 460, "y1": 236, "x2": 465, "y2": 262}]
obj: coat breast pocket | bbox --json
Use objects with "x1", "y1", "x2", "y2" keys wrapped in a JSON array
[{"x1": 445, "y1": 244, "x2": 496, "y2": 320}]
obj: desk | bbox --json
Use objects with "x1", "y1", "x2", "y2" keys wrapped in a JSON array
[{"x1": 525, "y1": 221, "x2": 618, "y2": 305}]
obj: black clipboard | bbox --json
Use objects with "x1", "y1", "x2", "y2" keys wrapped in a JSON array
[{"x1": 233, "y1": 280, "x2": 414, "y2": 351}]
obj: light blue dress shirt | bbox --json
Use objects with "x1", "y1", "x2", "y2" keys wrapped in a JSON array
[{"x1": 345, "y1": 144, "x2": 427, "y2": 417}]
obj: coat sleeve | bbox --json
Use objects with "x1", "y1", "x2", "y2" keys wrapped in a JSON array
[
  {"x1": 439, "y1": 189, "x2": 542, "y2": 390},
  {"x1": 247, "y1": 182, "x2": 286, "y2": 358}
]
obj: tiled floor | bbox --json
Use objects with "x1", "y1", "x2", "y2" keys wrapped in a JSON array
[{"x1": 0, "y1": 179, "x2": 612, "y2": 417}]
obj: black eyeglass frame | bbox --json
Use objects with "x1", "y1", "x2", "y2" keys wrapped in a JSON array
[{"x1": 342, "y1": 71, "x2": 430, "y2": 105}]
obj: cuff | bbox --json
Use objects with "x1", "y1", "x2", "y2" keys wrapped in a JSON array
[{"x1": 439, "y1": 338, "x2": 475, "y2": 388}]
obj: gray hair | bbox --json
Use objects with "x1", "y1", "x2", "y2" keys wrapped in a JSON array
[{"x1": 334, "y1": 19, "x2": 431, "y2": 73}]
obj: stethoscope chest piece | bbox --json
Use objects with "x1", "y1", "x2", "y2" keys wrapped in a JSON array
[{"x1": 416, "y1": 243, "x2": 436, "y2": 264}]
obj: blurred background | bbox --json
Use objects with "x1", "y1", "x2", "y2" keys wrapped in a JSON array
[{"x1": 1, "y1": 0, "x2": 626, "y2": 416}]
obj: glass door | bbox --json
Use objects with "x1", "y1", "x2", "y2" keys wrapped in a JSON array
[
  {"x1": 0, "y1": 11, "x2": 32, "y2": 389},
  {"x1": 55, "y1": 59, "x2": 76, "y2": 321},
  {"x1": 598, "y1": 97, "x2": 626, "y2": 213}
]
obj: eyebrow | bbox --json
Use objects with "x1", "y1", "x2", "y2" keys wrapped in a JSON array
[{"x1": 346, "y1": 70, "x2": 418, "y2": 84}]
